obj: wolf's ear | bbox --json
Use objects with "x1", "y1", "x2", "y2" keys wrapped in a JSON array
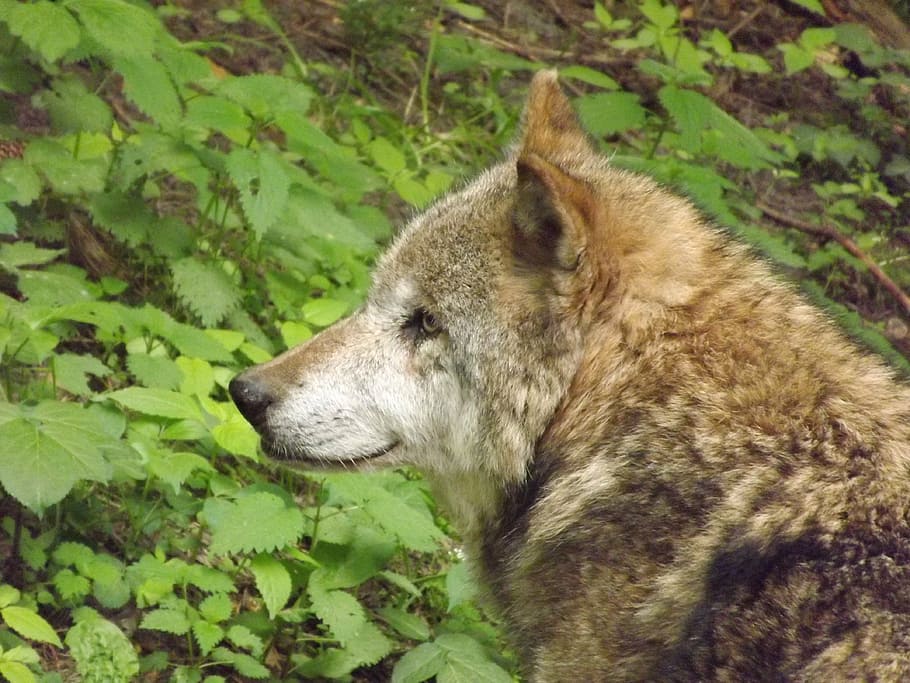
[
  {"x1": 512, "y1": 152, "x2": 597, "y2": 272},
  {"x1": 518, "y1": 69, "x2": 593, "y2": 160}
]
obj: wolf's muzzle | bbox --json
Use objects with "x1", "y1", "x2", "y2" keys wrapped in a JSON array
[{"x1": 229, "y1": 372, "x2": 274, "y2": 430}]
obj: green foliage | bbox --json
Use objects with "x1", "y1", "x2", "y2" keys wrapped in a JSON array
[{"x1": 0, "y1": 0, "x2": 907, "y2": 679}]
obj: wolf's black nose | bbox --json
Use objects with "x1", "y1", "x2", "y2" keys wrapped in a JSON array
[{"x1": 229, "y1": 373, "x2": 274, "y2": 428}]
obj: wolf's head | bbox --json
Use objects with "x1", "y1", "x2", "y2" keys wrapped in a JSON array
[{"x1": 230, "y1": 71, "x2": 711, "y2": 494}]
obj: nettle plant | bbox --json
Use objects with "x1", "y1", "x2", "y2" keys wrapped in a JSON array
[{"x1": 0, "y1": 0, "x2": 511, "y2": 681}]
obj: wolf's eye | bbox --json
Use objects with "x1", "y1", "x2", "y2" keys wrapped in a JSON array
[{"x1": 404, "y1": 307, "x2": 443, "y2": 341}]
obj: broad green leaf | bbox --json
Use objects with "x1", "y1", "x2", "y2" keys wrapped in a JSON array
[
  {"x1": 192, "y1": 620, "x2": 223, "y2": 655},
  {"x1": 216, "y1": 74, "x2": 314, "y2": 118},
  {"x1": 308, "y1": 574, "x2": 367, "y2": 646},
  {"x1": 0, "y1": 203, "x2": 15, "y2": 235},
  {"x1": 560, "y1": 65, "x2": 619, "y2": 90},
  {"x1": 788, "y1": 0, "x2": 824, "y2": 13},
  {"x1": 140, "y1": 607, "x2": 191, "y2": 635},
  {"x1": 0, "y1": 661, "x2": 36, "y2": 683},
  {"x1": 24, "y1": 138, "x2": 107, "y2": 195},
  {"x1": 184, "y1": 95, "x2": 251, "y2": 140},
  {"x1": 42, "y1": 77, "x2": 112, "y2": 134},
  {"x1": 640, "y1": 0, "x2": 677, "y2": 30},
  {"x1": 369, "y1": 137, "x2": 406, "y2": 175},
  {"x1": 575, "y1": 92, "x2": 647, "y2": 136},
  {"x1": 54, "y1": 353, "x2": 111, "y2": 396},
  {"x1": 1, "y1": 606, "x2": 62, "y2": 646},
  {"x1": 0, "y1": 160, "x2": 41, "y2": 206},
  {"x1": 211, "y1": 412, "x2": 261, "y2": 460},
  {"x1": 1, "y1": 647, "x2": 39, "y2": 666},
  {"x1": 0, "y1": 402, "x2": 114, "y2": 513},
  {"x1": 250, "y1": 554, "x2": 291, "y2": 619},
  {"x1": 64, "y1": 617, "x2": 139, "y2": 683},
  {"x1": 435, "y1": 633, "x2": 513, "y2": 683},
  {"x1": 198, "y1": 593, "x2": 232, "y2": 624},
  {"x1": 778, "y1": 43, "x2": 814, "y2": 74},
  {"x1": 435, "y1": 35, "x2": 535, "y2": 73},
  {"x1": 0, "y1": 242, "x2": 65, "y2": 269},
  {"x1": 69, "y1": 0, "x2": 160, "y2": 56},
  {"x1": 115, "y1": 54, "x2": 182, "y2": 127},
  {"x1": 53, "y1": 568, "x2": 91, "y2": 602},
  {"x1": 107, "y1": 387, "x2": 202, "y2": 421},
  {"x1": 0, "y1": 585, "x2": 20, "y2": 608},
  {"x1": 204, "y1": 492, "x2": 303, "y2": 555},
  {"x1": 17, "y1": 270, "x2": 94, "y2": 307},
  {"x1": 226, "y1": 624, "x2": 263, "y2": 656},
  {"x1": 444, "y1": 561, "x2": 477, "y2": 612},
  {"x1": 295, "y1": 621, "x2": 392, "y2": 677},
  {"x1": 279, "y1": 320, "x2": 312, "y2": 348},
  {"x1": 176, "y1": 357, "x2": 214, "y2": 397},
  {"x1": 90, "y1": 191, "x2": 157, "y2": 247},
  {"x1": 127, "y1": 353, "x2": 184, "y2": 390},
  {"x1": 377, "y1": 606, "x2": 430, "y2": 641},
  {"x1": 171, "y1": 256, "x2": 242, "y2": 328},
  {"x1": 147, "y1": 449, "x2": 214, "y2": 493},
  {"x1": 392, "y1": 642, "x2": 445, "y2": 683},
  {"x1": 301, "y1": 298, "x2": 348, "y2": 327},
  {"x1": 227, "y1": 148, "x2": 290, "y2": 239},
  {"x1": 6, "y1": 1, "x2": 80, "y2": 63},
  {"x1": 210, "y1": 647, "x2": 269, "y2": 679},
  {"x1": 276, "y1": 187, "x2": 375, "y2": 251}
]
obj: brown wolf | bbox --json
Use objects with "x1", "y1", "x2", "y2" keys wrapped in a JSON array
[{"x1": 231, "y1": 71, "x2": 910, "y2": 680}]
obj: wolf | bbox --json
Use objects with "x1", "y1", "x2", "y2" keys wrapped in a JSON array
[{"x1": 230, "y1": 70, "x2": 910, "y2": 680}]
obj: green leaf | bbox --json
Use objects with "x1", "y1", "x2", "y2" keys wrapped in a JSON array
[
  {"x1": 148, "y1": 449, "x2": 214, "y2": 493},
  {"x1": 1, "y1": 606, "x2": 62, "y2": 647},
  {"x1": 42, "y1": 77, "x2": 113, "y2": 134},
  {"x1": 227, "y1": 148, "x2": 290, "y2": 239},
  {"x1": 250, "y1": 554, "x2": 291, "y2": 619},
  {"x1": 216, "y1": 74, "x2": 314, "y2": 118},
  {"x1": 54, "y1": 353, "x2": 111, "y2": 396},
  {"x1": 296, "y1": 621, "x2": 392, "y2": 677},
  {"x1": 210, "y1": 647, "x2": 270, "y2": 679},
  {"x1": 277, "y1": 187, "x2": 375, "y2": 251},
  {"x1": 392, "y1": 642, "x2": 446, "y2": 683},
  {"x1": 301, "y1": 298, "x2": 348, "y2": 327},
  {"x1": 435, "y1": 633, "x2": 513, "y2": 683},
  {"x1": 198, "y1": 593, "x2": 232, "y2": 624},
  {"x1": 211, "y1": 410, "x2": 261, "y2": 460},
  {"x1": 141, "y1": 607, "x2": 191, "y2": 635},
  {"x1": 0, "y1": 586, "x2": 20, "y2": 609},
  {"x1": 192, "y1": 621, "x2": 224, "y2": 655},
  {"x1": 575, "y1": 92, "x2": 647, "y2": 137},
  {"x1": 377, "y1": 606, "x2": 430, "y2": 641},
  {"x1": 560, "y1": 65, "x2": 619, "y2": 90},
  {"x1": 24, "y1": 138, "x2": 107, "y2": 195},
  {"x1": 69, "y1": 0, "x2": 160, "y2": 56},
  {"x1": 114, "y1": 54, "x2": 182, "y2": 127},
  {"x1": 184, "y1": 95, "x2": 251, "y2": 140},
  {"x1": 65, "y1": 616, "x2": 140, "y2": 683},
  {"x1": 369, "y1": 137, "x2": 407, "y2": 175},
  {"x1": 204, "y1": 492, "x2": 304, "y2": 555},
  {"x1": 6, "y1": 1, "x2": 81, "y2": 62},
  {"x1": 0, "y1": 661, "x2": 36, "y2": 683},
  {"x1": 90, "y1": 191, "x2": 157, "y2": 247},
  {"x1": 171, "y1": 256, "x2": 242, "y2": 328},
  {"x1": 640, "y1": 0, "x2": 677, "y2": 30},
  {"x1": 444, "y1": 561, "x2": 477, "y2": 612},
  {"x1": 107, "y1": 387, "x2": 202, "y2": 421},
  {"x1": 226, "y1": 624, "x2": 263, "y2": 655},
  {"x1": 308, "y1": 574, "x2": 367, "y2": 646},
  {"x1": 53, "y1": 568, "x2": 91, "y2": 602},
  {"x1": 0, "y1": 401, "x2": 114, "y2": 513},
  {"x1": 0, "y1": 242, "x2": 64, "y2": 269},
  {"x1": 127, "y1": 353, "x2": 184, "y2": 390},
  {"x1": 778, "y1": 43, "x2": 814, "y2": 74},
  {"x1": 788, "y1": 0, "x2": 824, "y2": 13}
]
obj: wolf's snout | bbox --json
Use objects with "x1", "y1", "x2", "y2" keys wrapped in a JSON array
[{"x1": 229, "y1": 373, "x2": 274, "y2": 428}]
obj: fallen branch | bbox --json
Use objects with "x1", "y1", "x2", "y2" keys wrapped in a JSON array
[{"x1": 757, "y1": 201, "x2": 910, "y2": 315}]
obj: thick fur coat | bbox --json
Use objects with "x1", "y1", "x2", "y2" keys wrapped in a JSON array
[{"x1": 231, "y1": 71, "x2": 910, "y2": 681}]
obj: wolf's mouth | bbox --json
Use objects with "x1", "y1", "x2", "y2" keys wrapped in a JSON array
[{"x1": 261, "y1": 437, "x2": 399, "y2": 466}]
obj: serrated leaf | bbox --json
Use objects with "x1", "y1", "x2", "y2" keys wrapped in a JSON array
[
  {"x1": 115, "y1": 54, "x2": 182, "y2": 127},
  {"x1": 24, "y1": 138, "x2": 107, "y2": 195},
  {"x1": 90, "y1": 191, "x2": 156, "y2": 247},
  {"x1": 107, "y1": 387, "x2": 202, "y2": 421},
  {"x1": 227, "y1": 148, "x2": 290, "y2": 239},
  {"x1": 65, "y1": 616, "x2": 140, "y2": 682},
  {"x1": 0, "y1": 585, "x2": 20, "y2": 609},
  {"x1": 0, "y1": 203, "x2": 15, "y2": 235},
  {"x1": 369, "y1": 137, "x2": 406, "y2": 175},
  {"x1": 171, "y1": 256, "x2": 242, "y2": 328},
  {"x1": 148, "y1": 449, "x2": 213, "y2": 494},
  {"x1": 53, "y1": 542, "x2": 95, "y2": 570},
  {"x1": 392, "y1": 642, "x2": 445, "y2": 683},
  {"x1": 0, "y1": 160, "x2": 40, "y2": 207},
  {"x1": 127, "y1": 353, "x2": 184, "y2": 390},
  {"x1": 204, "y1": 492, "x2": 303, "y2": 555},
  {"x1": 435, "y1": 633, "x2": 512, "y2": 683},
  {"x1": 184, "y1": 96, "x2": 251, "y2": 140},
  {"x1": 53, "y1": 568, "x2": 91, "y2": 602},
  {"x1": 7, "y1": 1, "x2": 81, "y2": 63},
  {"x1": 1, "y1": 606, "x2": 62, "y2": 646},
  {"x1": 43, "y1": 77, "x2": 113, "y2": 134},
  {"x1": 192, "y1": 620, "x2": 223, "y2": 655},
  {"x1": 307, "y1": 577, "x2": 367, "y2": 646},
  {"x1": 216, "y1": 74, "x2": 313, "y2": 118},
  {"x1": 183, "y1": 564, "x2": 235, "y2": 594},
  {"x1": 69, "y1": 0, "x2": 160, "y2": 56},
  {"x1": 210, "y1": 647, "x2": 270, "y2": 679},
  {"x1": 140, "y1": 607, "x2": 191, "y2": 635},
  {"x1": 198, "y1": 593, "x2": 232, "y2": 624},
  {"x1": 575, "y1": 92, "x2": 647, "y2": 137},
  {"x1": 250, "y1": 554, "x2": 291, "y2": 619},
  {"x1": 278, "y1": 187, "x2": 375, "y2": 251},
  {"x1": 296, "y1": 620, "x2": 392, "y2": 677},
  {"x1": 226, "y1": 624, "x2": 263, "y2": 656},
  {"x1": 444, "y1": 561, "x2": 477, "y2": 612},
  {"x1": 54, "y1": 353, "x2": 111, "y2": 396},
  {"x1": 211, "y1": 412, "x2": 261, "y2": 460},
  {"x1": 0, "y1": 401, "x2": 114, "y2": 513}
]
